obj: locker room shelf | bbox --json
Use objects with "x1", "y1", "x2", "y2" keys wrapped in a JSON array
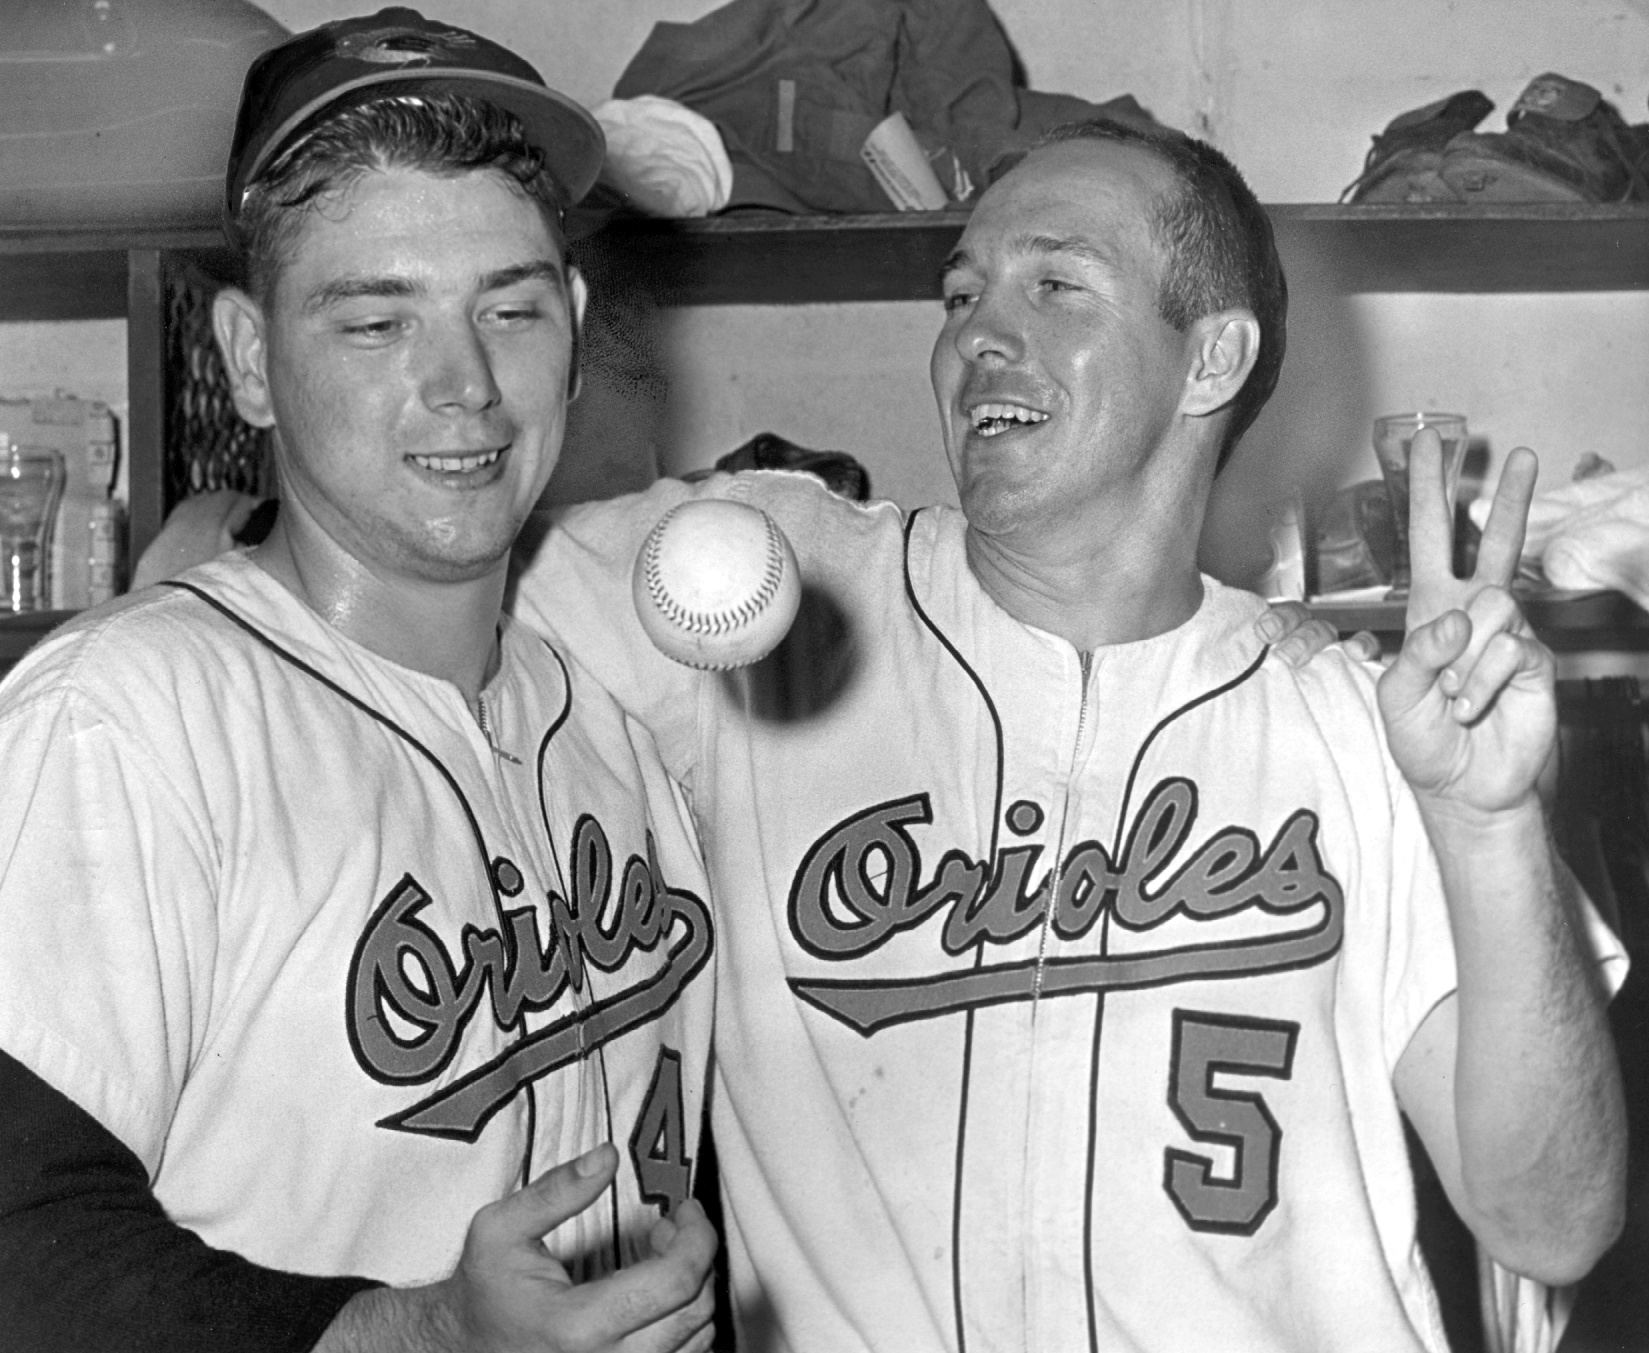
[
  {"x1": 0, "y1": 226, "x2": 229, "y2": 322},
  {"x1": 0, "y1": 204, "x2": 1643, "y2": 676},
  {"x1": 6, "y1": 205, "x2": 1644, "y2": 322},
  {"x1": 0, "y1": 229, "x2": 237, "y2": 575},
  {"x1": 579, "y1": 202, "x2": 1649, "y2": 305},
  {"x1": 0, "y1": 612, "x2": 75, "y2": 663}
]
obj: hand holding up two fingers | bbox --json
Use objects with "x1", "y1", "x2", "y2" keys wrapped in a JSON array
[{"x1": 1376, "y1": 428, "x2": 1556, "y2": 817}]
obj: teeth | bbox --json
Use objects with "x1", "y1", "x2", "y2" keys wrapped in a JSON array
[
  {"x1": 969, "y1": 403, "x2": 1048, "y2": 435},
  {"x1": 410, "y1": 449, "x2": 503, "y2": 473}
]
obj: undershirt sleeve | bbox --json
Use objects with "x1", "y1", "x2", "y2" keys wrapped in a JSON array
[{"x1": 0, "y1": 1048, "x2": 380, "y2": 1353}]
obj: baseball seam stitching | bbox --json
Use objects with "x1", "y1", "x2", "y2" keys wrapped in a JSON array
[{"x1": 643, "y1": 507, "x2": 786, "y2": 636}]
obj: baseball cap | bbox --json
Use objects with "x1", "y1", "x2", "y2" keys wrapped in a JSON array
[{"x1": 225, "y1": 7, "x2": 604, "y2": 219}]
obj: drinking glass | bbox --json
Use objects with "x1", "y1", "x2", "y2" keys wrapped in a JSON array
[
  {"x1": 0, "y1": 445, "x2": 66, "y2": 613},
  {"x1": 1372, "y1": 413, "x2": 1467, "y2": 594}
]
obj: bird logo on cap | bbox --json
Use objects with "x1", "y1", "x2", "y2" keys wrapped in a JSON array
[{"x1": 335, "y1": 19, "x2": 477, "y2": 67}]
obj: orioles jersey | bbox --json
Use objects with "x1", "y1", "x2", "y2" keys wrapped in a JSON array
[
  {"x1": 0, "y1": 553, "x2": 713, "y2": 1284},
  {"x1": 520, "y1": 469, "x2": 1624, "y2": 1353}
]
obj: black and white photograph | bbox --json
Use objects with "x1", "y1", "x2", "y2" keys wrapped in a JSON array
[{"x1": 0, "y1": 2, "x2": 1646, "y2": 1350}]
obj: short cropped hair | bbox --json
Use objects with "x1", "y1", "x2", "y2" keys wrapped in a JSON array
[
  {"x1": 232, "y1": 92, "x2": 569, "y2": 307},
  {"x1": 1037, "y1": 120, "x2": 1288, "y2": 473}
]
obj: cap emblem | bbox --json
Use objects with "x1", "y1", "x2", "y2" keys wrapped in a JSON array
[{"x1": 335, "y1": 23, "x2": 478, "y2": 67}]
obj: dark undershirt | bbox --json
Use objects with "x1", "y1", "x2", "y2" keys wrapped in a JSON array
[{"x1": 0, "y1": 1048, "x2": 379, "y2": 1353}]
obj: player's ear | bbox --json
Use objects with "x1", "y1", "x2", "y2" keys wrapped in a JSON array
[
  {"x1": 565, "y1": 265, "x2": 588, "y2": 403},
  {"x1": 213, "y1": 288, "x2": 276, "y2": 429},
  {"x1": 1181, "y1": 309, "x2": 1260, "y2": 419}
]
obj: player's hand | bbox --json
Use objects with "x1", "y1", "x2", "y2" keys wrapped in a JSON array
[
  {"x1": 1256, "y1": 600, "x2": 1379, "y2": 666},
  {"x1": 443, "y1": 1143, "x2": 717, "y2": 1353},
  {"x1": 320, "y1": 1144, "x2": 717, "y2": 1353},
  {"x1": 1376, "y1": 431, "x2": 1556, "y2": 819}
]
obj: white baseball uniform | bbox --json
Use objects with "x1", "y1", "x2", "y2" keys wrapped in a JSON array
[
  {"x1": 0, "y1": 553, "x2": 713, "y2": 1284},
  {"x1": 517, "y1": 470, "x2": 1625, "y2": 1353}
]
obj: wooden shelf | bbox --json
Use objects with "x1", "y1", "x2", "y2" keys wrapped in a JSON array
[
  {"x1": 577, "y1": 210, "x2": 970, "y2": 306},
  {"x1": 0, "y1": 230, "x2": 236, "y2": 568},
  {"x1": 0, "y1": 226, "x2": 229, "y2": 323},
  {"x1": 5, "y1": 204, "x2": 1641, "y2": 321},
  {"x1": 1, "y1": 205, "x2": 1643, "y2": 664},
  {"x1": 0, "y1": 612, "x2": 74, "y2": 663},
  {"x1": 579, "y1": 203, "x2": 1649, "y2": 306},
  {"x1": 1309, "y1": 589, "x2": 1649, "y2": 652},
  {"x1": 1271, "y1": 203, "x2": 1649, "y2": 293}
]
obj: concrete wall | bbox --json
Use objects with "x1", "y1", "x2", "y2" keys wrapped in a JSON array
[{"x1": 7, "y1": 0, "x2": 1646, "y2": 585}]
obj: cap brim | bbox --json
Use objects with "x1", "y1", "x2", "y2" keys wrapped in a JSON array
[{"x1": 234, "y1": 67, "x2": 604, "y2": 211}]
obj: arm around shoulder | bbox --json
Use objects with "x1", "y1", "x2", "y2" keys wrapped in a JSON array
[{"x1": 510, "y1": 479, "x2": 713, "y2": 766}]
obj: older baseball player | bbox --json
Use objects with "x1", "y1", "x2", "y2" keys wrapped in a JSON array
[
  {"x1": 514, "y1": 122, "x2": 1628, "y2": 1351},
  {"x1": 0, "y1": 10, "x2": 716, "y2": 1353}
]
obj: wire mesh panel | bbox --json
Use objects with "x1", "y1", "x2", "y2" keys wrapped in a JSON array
[{"x1": 163, "y1": 253, "x2": 270, "y2": 513}]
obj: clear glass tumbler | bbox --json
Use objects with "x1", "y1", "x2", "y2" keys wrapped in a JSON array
[
  {"x1": 1371, "y1": 412, "x2": 1467, "y2": 594},
  {"x1": 0, "y1": 444, "x2": 67, "y2": 613}
]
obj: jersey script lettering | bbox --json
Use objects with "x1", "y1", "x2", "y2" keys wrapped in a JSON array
[
  {"x1": 787, "y1": 776, "x2": 1343, "y2": 1035},
  {"x1": 347, "y1": 816, "x2": 712, "y2": 1140}
]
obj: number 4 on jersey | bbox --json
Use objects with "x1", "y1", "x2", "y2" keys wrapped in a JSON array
[{"x1": 630, "y1": 1047, "x2": 692, "y2": 1215}]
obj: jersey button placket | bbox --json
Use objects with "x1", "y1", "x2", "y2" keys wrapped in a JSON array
[{"x1": 1023, "y1": 646, "x2": 1101, "y2": 1350}]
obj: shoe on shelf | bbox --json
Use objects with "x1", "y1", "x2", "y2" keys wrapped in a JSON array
[
  {"x1": 1341, "y1": 89, "x2": 1495, "y2": 202},
  {"x1": 1439, "y1": 73, "x2": 1649, "y2": 203}
]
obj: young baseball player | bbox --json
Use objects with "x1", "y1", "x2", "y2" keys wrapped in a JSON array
[
  {"x1": 0, "y1": 11, "x2": 715, "y2": 1353},
  {"x1": 514, "y1": 123, "x2": 1628, "y2": 1351}
]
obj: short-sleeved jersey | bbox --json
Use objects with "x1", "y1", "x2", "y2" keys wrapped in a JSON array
[
  {"x1": 517, "y1": 470, "x2": 1625, "y2": 1353},
  {"x1": 0, "y1": 553, "x2": 713, "y2": 1284}
]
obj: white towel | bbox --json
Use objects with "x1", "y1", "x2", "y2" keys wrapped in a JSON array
[
  {"x1": 1470, "y1": 466, "x2": 1649, "y2": 608},
  {"x1": 594, "y1": 95, "x2": 734, "y2": 218}
]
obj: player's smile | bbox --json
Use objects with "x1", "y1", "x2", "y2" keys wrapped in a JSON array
[
  {"x1": 966, "y1": 400, "x2": 1050, "y2": 438},
  {"x1": 406, "y1": 445, "x2": 510, "y2": 480}
]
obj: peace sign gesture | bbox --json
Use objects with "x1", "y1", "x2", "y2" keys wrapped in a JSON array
[{"x1": 1375, "y1": 429, "x2": 1556, "y2": 818}]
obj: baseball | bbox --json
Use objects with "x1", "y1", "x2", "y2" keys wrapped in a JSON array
[{"x1": 632, "y1": 498, "x2": 802, "y2": 669}]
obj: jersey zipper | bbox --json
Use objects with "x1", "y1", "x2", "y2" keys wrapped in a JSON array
[
  {"x1": 1020, "y1": 647, "x2": 1096, "y2": 1348},
  {"x1": 1031, "y1": 648, "x2": 1094, "y2": 1005},
  {"x1": 476, "y1": 694, "x2": 522, "y2": 765}
]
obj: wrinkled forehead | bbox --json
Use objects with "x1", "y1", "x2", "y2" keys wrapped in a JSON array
[
  {"x1": 265, "y1": 163, "x2": 572, "y2": 314},
  {"x1": 954, "y1": 139, "x2": 1172, "y2": 269},
  {"x1": 278, "y1": 162, "x2": 567, "y2": 269}
]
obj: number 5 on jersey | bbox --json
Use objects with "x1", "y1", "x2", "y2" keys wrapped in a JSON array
[{"x1": 1165, "y1": 1010, "x2": 1300, "y2": 1235}]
